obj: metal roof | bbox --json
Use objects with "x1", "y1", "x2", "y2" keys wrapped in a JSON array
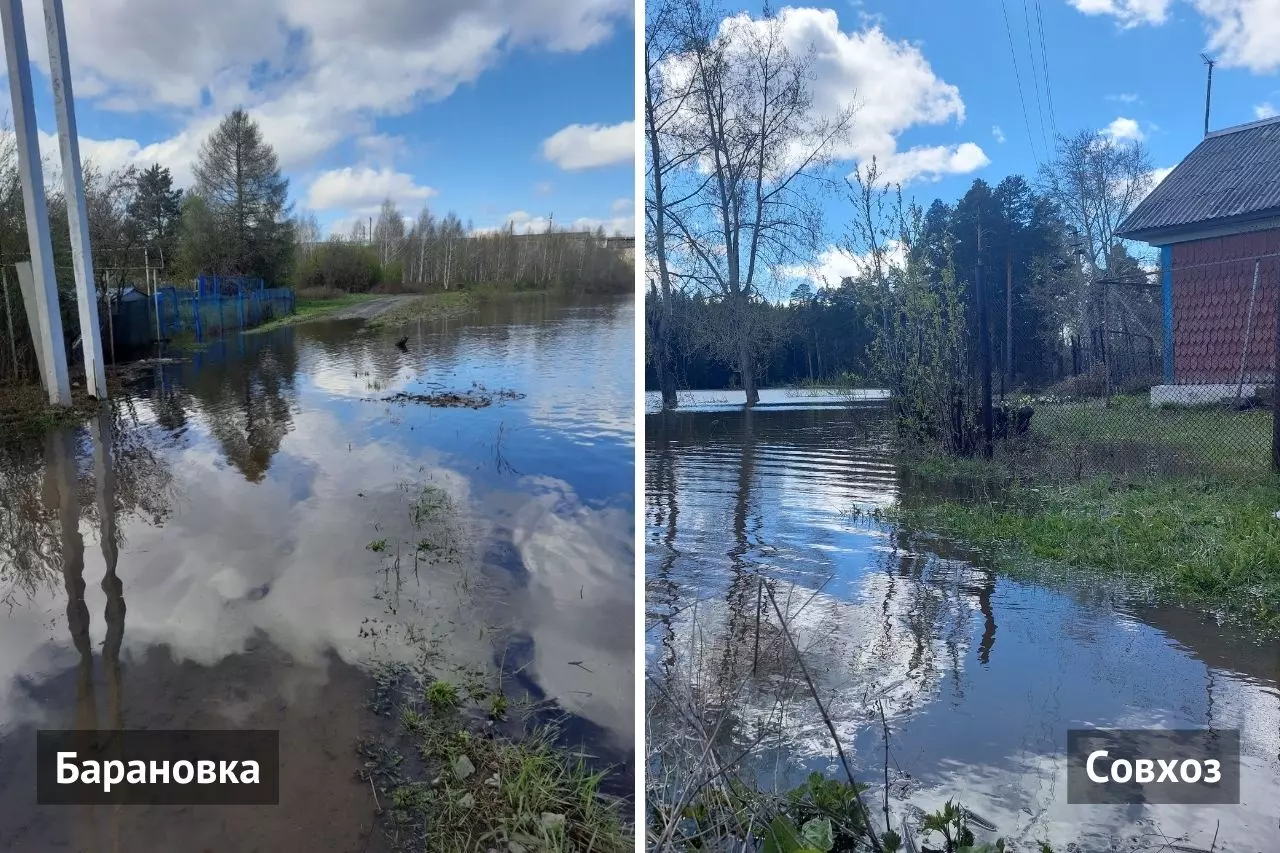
[{"x1": 1116, "y1": 115, "x2": 1280, "y2": 241}]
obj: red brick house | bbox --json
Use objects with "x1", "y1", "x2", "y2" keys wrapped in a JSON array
[{"x1": 1116, "y1": 115, "x2": 1280, "y2": 404}]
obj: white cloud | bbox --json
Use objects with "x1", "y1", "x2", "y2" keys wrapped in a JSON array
[
  {"x1": 680, "y1": 8, "x2": 987, "y2": 186},
  {"x1": 1103, "y1": 116, "x2": 1145, "y2": 142},
  {"x1": 0, "y1": 0, "x2": 630, "y2": 221},
  {"x1": 306, "y1": 167, "x2": 437, "y2": 213},
  {"x1": 534, "y1": 181, "x2": 554, "y2": 196},
  {"x1": 1254, "y1": 102, "x2": 1279, "y2": 119},
  {"x1": 476, "y1": 206, "x2": 634, "y2": 237},
  {"x1": 783, "y1": 242, "x2": 906, "y2": 289},
  {"x1": 1067, "y1": 0, "x2": 1280, "y2": 73},
  {"x1": 1108, "y1": 92, "x2": 1142, "y2": 104},
  {"x1": 874, "y1": 142, "x2": 990, "y2": 184},
  {"x1": 1066, "y1": 0, "x2": 1172, "y2": 26},
  {"x1": 992, "y1": 125, "x2": 1006, "y2": 143},
  {"x1": 541, "y1": 121, "x2": 634, "y2": 170}
]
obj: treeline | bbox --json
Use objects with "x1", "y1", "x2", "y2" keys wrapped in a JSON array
[
  {"x1": 646, "y1": 169, "x2": 1157, "y2": 395},
  {"x1": 2, "y1": 107, "x2": 633, "y2": 386},
  {"x1": 292, "y1": 202, "x2": 632, "y2": 296},
  {"x1": 645, "y1": 0, "x2": 1159, "y2": 426},
  {"x1": 0, "y1": 108, "x2": 291, "y2": 384}
]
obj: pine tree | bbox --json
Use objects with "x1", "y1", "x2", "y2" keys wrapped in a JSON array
[
  {"x1": 126, "y1": 163, "x2": 183, "y2": 273},
  {"x1": 185, "y1": 109, "x2": 293, "y2": 283}
]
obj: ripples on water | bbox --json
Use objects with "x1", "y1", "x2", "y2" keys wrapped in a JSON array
[
  {"x1": 0, "y1": 294, "x2": 634, "y2": 851},
  {"x1": 646, "y1": 405, "x2": 1279, "y2": 852}
]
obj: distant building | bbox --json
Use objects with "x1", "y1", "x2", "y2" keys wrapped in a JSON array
[{"x1": 1116, "y1": 115, "x2": 1280, "y2": 405}]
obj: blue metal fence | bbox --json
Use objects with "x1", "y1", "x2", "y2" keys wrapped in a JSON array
[{"x1": 153, "y1": 277, "x2": 294, "y2": 342}]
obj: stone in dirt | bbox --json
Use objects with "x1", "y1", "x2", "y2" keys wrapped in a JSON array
[
  {"x1": 452, "y1": 754, "x2": 476, "y2": 780},
  {"x1": 540, "y1": 812, "x2": 566, "y2": 831},
  {"x1": 457, "y1": 792, "x2": 476, "y2": 809}
]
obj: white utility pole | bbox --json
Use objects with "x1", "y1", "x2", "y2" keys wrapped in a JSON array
[
  {"x1": 46, "y1": 0, "x2": 107, "y2": 397},
  {"x1": 1, "y1": 0, "x2": 70, "y2": 404}
]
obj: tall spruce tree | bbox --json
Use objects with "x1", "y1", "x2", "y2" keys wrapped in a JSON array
[{"x1": 185, "y1": 109, "x2": 293, "y2": 283}]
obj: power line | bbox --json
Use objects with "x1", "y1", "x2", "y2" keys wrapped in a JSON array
[
  {"x1": 1000, "y1": 0, "x2": 1041, "y2": 167},
  {"x1": 1021, "y1": 0, "x2": 1051, "y2": 154},
  {"x1": 1033, "y1": 0, "x2": 1059, "y2": 139}
]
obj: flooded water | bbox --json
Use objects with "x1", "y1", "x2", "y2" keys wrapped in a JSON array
[
  {"x1": 0, "y1": 294, "x2": 634, "y2": 851},
  {"x1": 646, "y1": 405, "x2": 1280, "y2": 853}
]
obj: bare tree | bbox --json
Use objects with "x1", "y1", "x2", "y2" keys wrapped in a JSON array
[
  {"x1": 373, "y1": 197, "x2": 406, "y2": 276},
  {"x1": 1039, "y1": 130, "x2": 1153, "y2": 400},
  {"x1": 646, "y1": 0, "x2": 703, "y2": 409},
  {"x1": 657, "y1": 1, "x2": 853, "y2": 405},
  {"x1": 1039, "y1": 130, "x2": 1152, "y2": 273}
]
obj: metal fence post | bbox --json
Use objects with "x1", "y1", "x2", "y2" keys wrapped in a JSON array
[{"x1": 1273, "y1": 278, "x2": 1280, "y2": 474}]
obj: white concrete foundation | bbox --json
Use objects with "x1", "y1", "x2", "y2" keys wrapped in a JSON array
[{"x1": 1150, "y1": 383, "x2": 1267, "y2": 407}]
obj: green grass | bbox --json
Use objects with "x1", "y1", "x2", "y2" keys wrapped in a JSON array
[
  {"x1": 0, "y1": 380, "x2": 120, "y2": 442},
  {"x1": 893, "y1": 474, "x2": 1280, "y2": 623},
  {"x1": 427, "y1": 679, "x2": 459, "y2": 711},
  {"x1": 361, "y1": 664, "x2": 630, "y2": 853},
  {"x1": 1026, "y1": 394, "x2": 1272, "y2": 479},
  {"x1": 246, "y1": 292, "x2": 379, "y2": 333}
]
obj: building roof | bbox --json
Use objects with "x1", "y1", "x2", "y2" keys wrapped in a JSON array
[{"x1": 1116, "y1": 115, "x2": 1280, "y2": 243}]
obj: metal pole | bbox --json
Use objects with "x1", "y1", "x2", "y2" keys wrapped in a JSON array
[
  {"x1": 1273, "y1": 278, "x2": 1280, "y2": 474},
  {"x1": 45, "y1": 0, "x2": 106, "y2": 398},
  {"x1": 1, "y1": 0, "x2": 70, "y2": 404},
  {"x1": 1202, "y1": 55, "x2": 1215, "y2": 138}
]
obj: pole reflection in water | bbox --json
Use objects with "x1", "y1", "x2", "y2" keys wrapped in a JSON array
[
  {"x1": 44, "y1": 415, "x2": 127, "y2": 850},
  {"x1": 94, "y1": 409, "x2": 125, "y2": 732}
]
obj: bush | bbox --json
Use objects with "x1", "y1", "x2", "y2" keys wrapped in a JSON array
[{"x1": 293, "y1": 242, "x2": 382, "y2": 293}]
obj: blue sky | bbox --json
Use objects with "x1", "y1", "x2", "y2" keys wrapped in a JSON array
[
  {"x1": 7, "y1": 0, "x2": 634, "y2": 237},
  {"x1": 706, "y1": 0, "x2": 1280, "y2": 286}
]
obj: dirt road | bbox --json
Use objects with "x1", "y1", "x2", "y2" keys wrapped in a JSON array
[{"x1": 326, "y1": 294, "x2": 416, "y2": 321}]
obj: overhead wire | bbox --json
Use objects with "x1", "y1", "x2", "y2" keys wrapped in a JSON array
[
  {"x1": 1000, "y1": 0, "x2": 1041, "y2": 168},
  {"x1": 1021, "y1": 0, "x2": 1051, "y2": 155},
  {"x1": 1033, "y1": 0, "x2": 1060, "y2": 140}
]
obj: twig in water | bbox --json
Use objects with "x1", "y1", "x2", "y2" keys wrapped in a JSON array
[
  {"x1": 879, "y1": 699, "x2": 890, "y2": 832},
  {"x1": 764, "y1": 583, "x2": 885, "y2": 853}
]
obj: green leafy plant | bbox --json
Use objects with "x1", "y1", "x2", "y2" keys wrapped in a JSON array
[{"x1": 426, "y1": 680, "x2": 458, "y2": 712}]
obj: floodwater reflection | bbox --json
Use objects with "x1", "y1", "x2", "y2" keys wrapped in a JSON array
[
  {"x1": 646, "y1": 405, "x2": 1280, "y2": 852},
  {"x1": 0, "y1": 294, "x2": 634, "y2": 851}
]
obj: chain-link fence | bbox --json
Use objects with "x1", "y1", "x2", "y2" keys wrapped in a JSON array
[{"x1": 985, "y1": 250, "x2": 1278, "y2": 482}]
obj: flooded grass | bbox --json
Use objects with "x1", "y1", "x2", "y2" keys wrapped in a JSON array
[
  {"x1": 366, "y1": 292, "x2": 480, "y2": 328},
  {"x1": 377, "y1": 385, "x2": 527, "y2": 409},
  {"x1": 360, "y1": 664, "x2": 631, "y2": 853},
  {"x1": 0, "y1": 380, "x2": 122, "y2": 441},
  {"x1": 891, "y1": 393, "x2": 1280, "y2": 621},
  {"x1": 894, "y1": 474, "x2": 1280, "y2": 624},
  {"x1": 247, "y1": 293, "x2": 381, "y2": 333}
]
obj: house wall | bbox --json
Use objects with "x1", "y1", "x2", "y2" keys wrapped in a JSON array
[{"x1": 1167, "y1": 227, "x2": 1280, "y2": 384}]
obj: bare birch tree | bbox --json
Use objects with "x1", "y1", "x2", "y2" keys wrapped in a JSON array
[
  {"x1": 1039, "y1": 130, "x2": 1152, "y2": 400},
  {"x1": 658, "y1": 1, "x2": 853, "y2": 405}
]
